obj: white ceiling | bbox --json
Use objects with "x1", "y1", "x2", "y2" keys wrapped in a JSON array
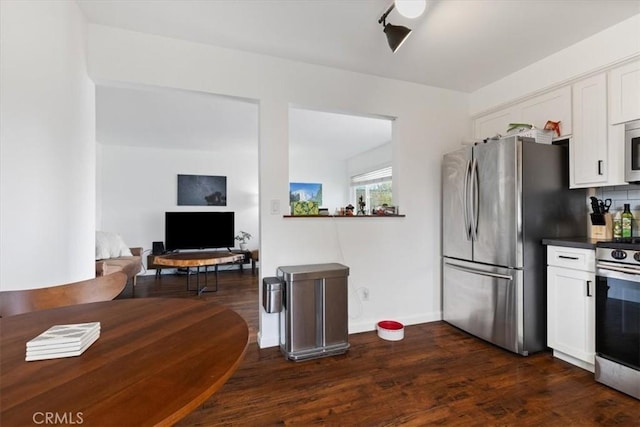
[
  {"x1": 88, "y1": 0, "x2": 638, "y2": 154},
  {"x1": 79, "y1": 0, "x2": 639, "y2": 92},
  {"x1": 289, "y1": 108, "x2": 392, "y2": 160},
  {"x1": 96, "y1": 85, "x2": 259, "y2": 151},
  {"x1": 96, "y1": 85, "x2": 391, "y2": 158}
]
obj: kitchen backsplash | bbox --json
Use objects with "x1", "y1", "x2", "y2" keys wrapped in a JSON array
[{"x1": 596, "y1": 183, "x2": 640, "y2": 230}]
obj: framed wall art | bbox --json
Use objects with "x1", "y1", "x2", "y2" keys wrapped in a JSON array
[
  {"x1": 289, "y1": 182, "x2": 322, "y2": 205},
  {"x1": 177, "y1": 174, "x2": 227, "y2": 206}
]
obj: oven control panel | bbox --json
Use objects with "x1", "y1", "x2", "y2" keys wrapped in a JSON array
[
  {"x1": 596, "y1": 247, "x2": 640, "y2": 265},
  {"x1": 611, "y1": 250, "x2": 627, "y2": 260}
]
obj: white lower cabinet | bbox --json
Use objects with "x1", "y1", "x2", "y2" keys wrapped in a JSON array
[{"x1": 546, "y1": 246, "x2": 595, "y2": 372}]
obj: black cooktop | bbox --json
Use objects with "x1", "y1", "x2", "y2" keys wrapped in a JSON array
[{"x1": 596, "y1": 238, "x2": 640, "y2": 250}]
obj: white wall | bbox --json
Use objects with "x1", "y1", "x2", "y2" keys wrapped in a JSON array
[
  {"x1": 348, "y1": 143, "x2": 393, "y2": 179},
  {"x1": 97, "y1": 142, "x2": 260, "y2": 267},
  {"x1": 87, "y1": 24, "x2": 469, "y2": 347},
  {"x1": 5, "y1": 3, "x2": 631, "y2": 345},
  {"x1": 470, "y1": 14, "x2": 640, "y2": 115},
  {"x1": 289, "y1": 145, "x2": 349, "y2": 213},
  {"x1": 0, "y1": 1, "x2": 95, "y2": 290},
  {"x1": 290, "y1": 140, "x2": 393, "y2": 215}
]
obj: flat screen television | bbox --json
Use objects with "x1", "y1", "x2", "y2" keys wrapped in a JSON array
[{"x1": 165, "y1": 212, "x2": 234, "y2": 251}]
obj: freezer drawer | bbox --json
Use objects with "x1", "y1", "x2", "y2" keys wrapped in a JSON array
[{"x1": 443, "y1": 258, "x2": 525, "y2": 354}]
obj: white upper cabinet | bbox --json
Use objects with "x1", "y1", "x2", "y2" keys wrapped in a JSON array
[
  {"x1": 473, "y1": 107, "x2": 516, "y2": 140},
  {"x1": 609, "y1": 59, "x2": 640, "y2": 124},
  {"x1": 473, "y1": 86, "x2": 571, "y2": 140},
  {"x1": 571, "y1": 73, "x2": 608, "y2": 187},
  {"x1": 570, "y1": 73, "x2": 627, "y2": 188},
  {"x1": 472, "y1": 61, "x2": 633, "y2": 188},
  {"x1": 518, "y1": 86, "x2": 572, "y2": 136}
]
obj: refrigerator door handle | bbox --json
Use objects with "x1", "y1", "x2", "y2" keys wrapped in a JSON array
[
  {"x1": 469, "y1": 157, "x2": 479, "y2": 241},
  {"x1": 446, "y1": 262, "x2": 513, "y2": 281},
  {"x1": 463, "y1": 160, "x2": 472, "y2": 240}
]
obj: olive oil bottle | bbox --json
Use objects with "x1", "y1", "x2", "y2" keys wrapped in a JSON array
[
  {"x1": 622, "y1": 203, "x2": 633, "y2": 241},
  {"x1": 613, "y1": 211, "x2": 622, "y2": 240}
]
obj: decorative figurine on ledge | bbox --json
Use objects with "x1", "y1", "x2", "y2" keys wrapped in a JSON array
[
  {"x1": 345, "y1": 204, "x2": 355, "y2": 216},
  {"x1": 358, "y1": 196, "x2": 366, "y2": 215}
]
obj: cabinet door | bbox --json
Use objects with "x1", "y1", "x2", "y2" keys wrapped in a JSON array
[
  {"x1": 547, "y1": 266, "x2": 595, "y2": 364},
  {"x1": 609, "y1": 60, "x2": 640, "y2": 124},
  {"x1": 473, "y1": 107, "x2": 515, "y2": 140},
  {"x1": 571, "y1": 73, "x2": 608, "y2": 188},
  {"x1": 518, "y1": 86, "x2": 572, "y2": 136}
]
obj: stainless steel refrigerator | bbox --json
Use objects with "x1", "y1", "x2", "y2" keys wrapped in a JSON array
[{"x1": 442, "y1": 136, "x2": 586, "y2": 355}]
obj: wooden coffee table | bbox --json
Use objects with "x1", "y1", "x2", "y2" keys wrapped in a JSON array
[
  {"x1": 0, "y1": 298, "x2": 249, "y2": 426},
  {"x1": 154, "y1": 251, "x2": 244, "y2": 295}
]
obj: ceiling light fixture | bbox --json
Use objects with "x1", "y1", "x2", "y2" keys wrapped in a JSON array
[
  {"x1": 395, "y1": 0, "x2": 427, "y2": 19},
  {"x1": 378, "y1": 4, "x2": 412, "y2": 53}
]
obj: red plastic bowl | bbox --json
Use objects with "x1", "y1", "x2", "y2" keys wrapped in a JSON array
[
  {"x1": 378, "y1": 320, "x2": 403, "y2": 330},
  {"x1": 377, "y1": 320, "x2": 404, "y2": 341}
]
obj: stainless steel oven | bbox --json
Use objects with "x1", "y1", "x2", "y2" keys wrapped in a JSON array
[
  {"x1": 595, "y1": 244, "x2": 640, "y2": 400},
  {"x1": 625, "y1": 120, "x2": 640, "y2": 183}
]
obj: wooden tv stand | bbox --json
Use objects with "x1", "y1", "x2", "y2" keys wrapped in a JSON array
[{"x1": 147, "y1": 250, "x2": 257, "y2": 278}]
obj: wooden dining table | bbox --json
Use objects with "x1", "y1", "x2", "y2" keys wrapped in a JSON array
[{"x1": 0, "y1": 298, "x2": 249, "y2": 426}]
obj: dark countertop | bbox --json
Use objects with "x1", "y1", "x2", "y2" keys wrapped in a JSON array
[{"x1": 541, "y1": 237, "x2": 600, "y2": 250}]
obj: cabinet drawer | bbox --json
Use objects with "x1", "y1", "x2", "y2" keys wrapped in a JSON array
[{"x1": 547, "y1": 245, "x2": 595, "y2": 272}]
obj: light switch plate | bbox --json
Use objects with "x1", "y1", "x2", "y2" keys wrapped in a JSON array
[{"x1": 270, "y1": 199, "x2": 280, "y2": 215}]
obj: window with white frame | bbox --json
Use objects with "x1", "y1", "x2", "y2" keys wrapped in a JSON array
[{"x1": 350, "y1": 166, "x2": 392, "y2": 214}]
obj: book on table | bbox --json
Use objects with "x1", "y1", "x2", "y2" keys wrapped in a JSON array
[{"x1": 26, "y1": 322, "x2": 101, "y2": 361}]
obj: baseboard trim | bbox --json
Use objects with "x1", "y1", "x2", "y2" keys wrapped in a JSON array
[
  {"x1": 349, "y1": 311, "x2": 442, "y2": 335},
  {"x1": 257, "y1": 312, "x2": 443, "y2": 349}
]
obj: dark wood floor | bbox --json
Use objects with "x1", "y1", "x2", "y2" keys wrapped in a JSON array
[
  {"x1": 119, "y1": 267, "x2": 260, "y2": 342},
  {"x1": 125, "y1": 270, "x2": 640, "y2": 426}
]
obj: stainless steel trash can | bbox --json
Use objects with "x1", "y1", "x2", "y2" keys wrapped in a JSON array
[
  {"x1": 277, "y1": 263, "x2": 349, "y2": 361},
  {"x1": 262, "y1": 277, "x2": 283, "y2": 314}
]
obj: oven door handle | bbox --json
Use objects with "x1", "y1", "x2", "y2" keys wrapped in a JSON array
[{"x1": 597, "y1": 262, "x2": 640, "y2": 282}]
